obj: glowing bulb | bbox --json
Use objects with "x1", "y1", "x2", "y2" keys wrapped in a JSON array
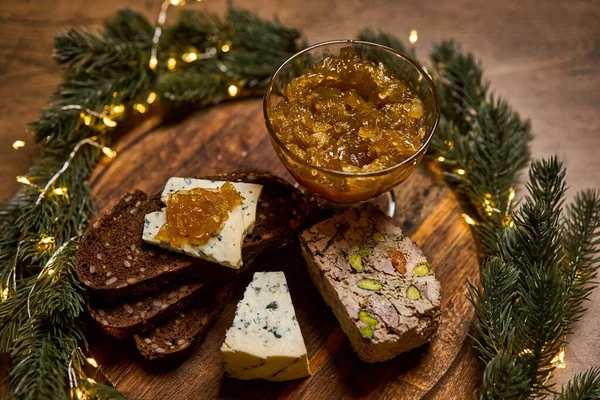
[
  {"x1": 455, "y1": 168, "x2": 466, "y2": 176},
  {"x1": 87, "y1": 378, "x2": 97, "y2": 384},
  {"x1": 221, "y1": 43, "x2": 231, "y2": 53},
  {"x1": 437, "y1": 156, "x2": 445, "y2": 162},
  {"x1": 80, "y1": 112, "x2": 92, "y2": 126},
  {"x1": 75, "y1": 388, "x2": 84, "y2": 400},
  {"x1": 102, "y1": 147, "x2": 117, "y2": 159},
  {"x1": 12, "y1": 140, "x2": 26, "y2": 150},
  {"x1": 508, "y1": 188, "x2": 516, "y2": 201},
  {"x1": 552, "y1": 348, "x2": 567, "y2": 369},
  {"x1": 149, "y1": 57, "x2": 158, "y2": 70},
  {"x1": 444, "y1": 139, "x2": 454, "y2": 149},
  {"x1": 102, "y1": 117, "x2": 117, "y2": 128},
  {"x1": 409, "y1": 29, "x2": 418, "y2": 45},
  {"x1": 86, "y1": 357, "x2": 98, "y2": 368},
  {"x1": 17, "y1": 175, "x2": 32, "y2": 185},
  {"x1": 182, "y1": 52, "x2": 198, "y2": 63},
  {"x1": 147, "y1": 92, "x2": 157, "y2": 104},
  {"x1": 111, "y1": 104, "x2": 125, "y2": 115},
  {"x1": 112, "y1": 91, "x2": 119, "y2": 98},
  {"x1": 462, "y1": 213, "x2": 476, "y2": 226},
  {"x1": 134, "y1": 103, "x2": 147, "y2": 114},
  {"x1": 40, "y1": 236, "x2": 55, "y2": 245},
  {"x1": 170, "y1": 0, "x2": 184, "y2": 5},
  {"x1": 47, "y1": 268, "x2": 55, "y2": 276},
  {"x1": 228, "y1": 85, "x2": 238, "y2": 97},
  {"x1": 53, "y1": 187, "x2": 67, "y2": 196},
  {"x1": 167, "y1": 58, "x2": 177, "y2": 70},
  {"x1": 1, "y1": 288, "x2": 8, "y2": 302}
]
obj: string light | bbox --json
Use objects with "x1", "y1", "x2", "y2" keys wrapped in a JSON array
[
  {"x1": 80, "y1": 112, "x2": 92, "y2": 126},
  {"x1": 1, "y1": 287, "x2": 8, "y2": 302},
  {"x1": 111, "y1": 104, "x2": 125, "y2": 115},
  {"x1": 102, "y1": 117, "x2": 117, "y2": 127},
  {"x1": 437, "y1": 156, "x2": 445, "y2": 162},
  {"x1": 87, "y1": 378, "x2": 97, "y2": 384},
  {"x1": 444, "y1": 139, "x2": 454, "y2": 149},
  {"x1": 12, "y1": 140, "x2": 26, "y2": 150},
  {"x1": 221, "y1": 42, "x2": 231, "y2": 53},
  {"x1": 455, "y1": 168, "x2": 466, "y2": 176},
  {"x1": 37, "y1": 236, "x2": 56, "y2": 252},
  {"x1": 74, "y1": 388, "x2": 84, "y2": 400},
  {"x1": 182, "y1": 51, "x2": 198, "y2": 63},
  {"x1": 552, "y1": 348, "x2": 567, "y2": 369},
  {"x1": 102, "y1": 147, "x2": 117, "y2": 159},
  {"x1": 167, "y1": 57, "x2": 177, "y2": 70},
  {"x1": 149, "y1": 57, "x2": 158, "y2": 70},
  {"x1": 47, "y1": 268, "x2": 55, "y2": 276},
  {"x1": 16, "y1": 175, "x2": 34, "y2": 186},
  {"x1": 86, "y1": 357, "x2": 99, "y2": 368},
  {"x1": 147, "y1": 92, "x2": 157, "y2": 104},
  {"x1": 508, "y1": 187, "x2": 516, "y2": 201},
  {"x1": 53, "y1": 187, "x2": 68, "y2": 196},
  {"x1": 228, "y1": 85, "x2": 239, "y2": 97},
  {"x1": 409, "y1": 29, "x2": 418, "y2": 45},
  {"x1": 39, "y1": 236, "x2": 55, "y2": 245},
  {"x1": 134, "y1": 103, "x2": 147, "y2": 114},
  {"x1": 170, "y1": 0, "x2": 185, "y2": 5},
  {"x1": 462, "y1": 213, "x2": 477, "y2": 226}
]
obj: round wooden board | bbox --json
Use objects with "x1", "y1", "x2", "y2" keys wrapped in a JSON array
[{"x1": 87, "y1": 99, "x2": 479, "y2": 400}]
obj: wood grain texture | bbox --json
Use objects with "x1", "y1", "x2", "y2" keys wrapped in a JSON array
[
  {"x1": 86, "y1": 99, "x2": 479, "y2": 400},
  {"x1": 1, "y1": 0, "x2": 598, "y2": 398}
]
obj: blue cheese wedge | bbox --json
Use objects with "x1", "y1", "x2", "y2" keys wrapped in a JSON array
[
  {"x1": 161, "y1": 178, "x2": 263, "y2": 235},
  {"x1": 221, "y1": 272, "x2": 311, "y2": 381},
  {"x1": 142, "y1": 179, "x2": 262, "y2": 269}
]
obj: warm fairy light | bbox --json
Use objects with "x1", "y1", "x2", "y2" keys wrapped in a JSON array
[
  {"x1": 134, "y1": 103, "x2": 147, "y2": 114},
  {"x1": 111, "y1": 104, "x2": 125, "y2": 115},
  {"x1": 182, "y1": 51, "x2": 198, "y2": 63},
  {"x1": 102, "y1": 117, "x2": 117, "y2": 128},
  {"x1": 147, "y1": 92, "x2": 157, "y2": 104},
  {"x1": 519, "y1": 348, "x2": 533, "y2": 356},
  {"x1": 149, "y1": 57, "x2": 158, "y2": 70},
  {"x1": 86, "y1": 357, "x2": 99, "y2": 368},
  {"x1": 53, "y1": 187, "x2": 68, "y2": 196},
  {"x1": 170, "y1": 0, "x2": 185, "y2": 5},
  {"x1": 74, "y1": 388, "x2": 84, "y2": 400},
  {"x1": 17, "y1": 175, "x2": 33, "y2": 186},
  {"x1": 508, "y1": 187, "x2": 516, "y2": 201},
  {"x1": 47, "y1": 268, "x2": 55, "y2": 276},
  {"x1": 80, "y1": 112, "x2": 92, "y2": 126},
  {"x1": 444, "y1": 139, "x2": 454, "y2": 149},
  {"x1": 87, "y1": 378, "x2": 96, "y2": 384},
  {"x1": 409, "y1": 29, "x2": 418, "y2": 45},
  {"x1": 167, "y1": 57, "x2": 177, "y2": 70},
  {"x1": 455, "y1": 168, "x2": 466, "y2": 176},
  {"x1": 462, "y1": 213, "x2": 477, "y2": 226},
  {"x1": 552, "y1": 348, "x2": 567, "y2": 369},
  {"x1": 12, "y1": 140, "x2": 26, "y2": 150},
  {"x1": 228, "y1": 85, "x2": 239, "y2": 97},
  {"x1": 1, "y1": 288, "x2": 8, "y2": 302},
  {"x1": 221, "y1": 43, "x2": 231, "y2": 53},
  {"x1": 102, "y1": 147, "x2": 117, "y2": 159},
  {"x1": 437, "y1": 156, "x2": 445, "y2": 162},
  {"x1": 502, "y1": 215, "x2": 514, "y2": 228},
  {"x1": 40, "y1": 236, "x2": 55, "y2": 245}
]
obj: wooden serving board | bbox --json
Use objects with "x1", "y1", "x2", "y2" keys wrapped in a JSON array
[{"x1": 87, "y1": 99, "x2": 480, "y2": 400}]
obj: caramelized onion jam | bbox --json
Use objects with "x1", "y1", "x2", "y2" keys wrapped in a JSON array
[
  {"x1": 270, "y1": 47, "x2": 426, "y2": 173},
  {"x1": 155, "y1": 182, "x2": 244, "y2": 246}
]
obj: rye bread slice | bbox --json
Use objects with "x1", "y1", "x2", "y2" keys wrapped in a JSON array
[
  {"x1": 77, "y1": 173, "x2": 308, "y2": 303},
  {"x1": 89, "y1": 281, "x2": 206, "y2": 338},
  {"x1": 134, "y1": 285, "x2": 232, "y2": 360}
]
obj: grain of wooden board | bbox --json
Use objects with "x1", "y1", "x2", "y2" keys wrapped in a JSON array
[{"x1": 85, "y1": 99, "x2": 480, "y2": 400}]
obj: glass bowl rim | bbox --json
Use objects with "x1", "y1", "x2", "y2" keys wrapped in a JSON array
[{"x1": 263, "y1": 39, "x2": 440, "y2": 178}]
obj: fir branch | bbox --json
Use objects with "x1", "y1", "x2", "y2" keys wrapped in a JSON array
[
  {"x1": 356, "y1": 29, "x2": 414, "y2": 57},
  {"x1": 556, "y1": 366, "x2": 600, "y2": 400},
  {"x1": 562, "y1": 190, "x2": 600, "y2": 326}
]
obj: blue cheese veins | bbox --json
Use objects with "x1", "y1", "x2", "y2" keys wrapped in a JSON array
[
  {"x1": 221, "y1": 272, "x2": 311, "y2": 381},
  {"x1": 142, "y1": 179, "x2": 263, "y2": 269}
]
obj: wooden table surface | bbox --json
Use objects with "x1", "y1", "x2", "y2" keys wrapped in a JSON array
[{"x1": 1, "y1": 0, "x2": 598, "y2": 398}]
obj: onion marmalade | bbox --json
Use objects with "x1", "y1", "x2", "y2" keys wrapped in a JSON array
[
  {"x1": 155, "y1": 182, "x2": 243, "y2": 246},
  {"x1": 270, "y1": 47, "x2": 426, "y2": 173}
]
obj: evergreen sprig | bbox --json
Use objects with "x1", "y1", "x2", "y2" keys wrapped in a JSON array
[{"x1": 1, "y1": 9, "x2": 598, "y2": 400}]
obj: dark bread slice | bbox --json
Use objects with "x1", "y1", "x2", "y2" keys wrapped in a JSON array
[
  {"x1": 77, "y1": 173, "x2": 308, "y2": 303},
  {"x1": 76, "y1": 191, "x2": 231, "y2": 303},
  {"x1": 90, "y1": 281, "x2": 206, "y2": 338},
  {"x1": 134, "y1": 285, "x2": 232, "y2": 360}
]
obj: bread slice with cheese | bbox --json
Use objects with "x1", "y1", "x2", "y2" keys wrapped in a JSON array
[
  {"x1": 300, "y1": 203, "x2": 442, "y2": 362},
  {"x1": 221, "y1": 272, "x2": 311, "y2": 381}
]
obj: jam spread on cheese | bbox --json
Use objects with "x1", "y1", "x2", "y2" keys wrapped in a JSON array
[
  {"x1": 155, "y1": 182, "x2": 244, "y2": 246},
  {"x1": 270, "y1": 47, "x2": 426, "y2": 173}
]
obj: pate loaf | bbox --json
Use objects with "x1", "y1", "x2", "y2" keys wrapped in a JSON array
[{"x1": 300, "y1": 203, "x2": 441, "y2": 362}]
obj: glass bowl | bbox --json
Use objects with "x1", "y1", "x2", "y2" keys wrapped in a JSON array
[{"x1": 263, "y1": 40, "x2": 439, "y2": 204}]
